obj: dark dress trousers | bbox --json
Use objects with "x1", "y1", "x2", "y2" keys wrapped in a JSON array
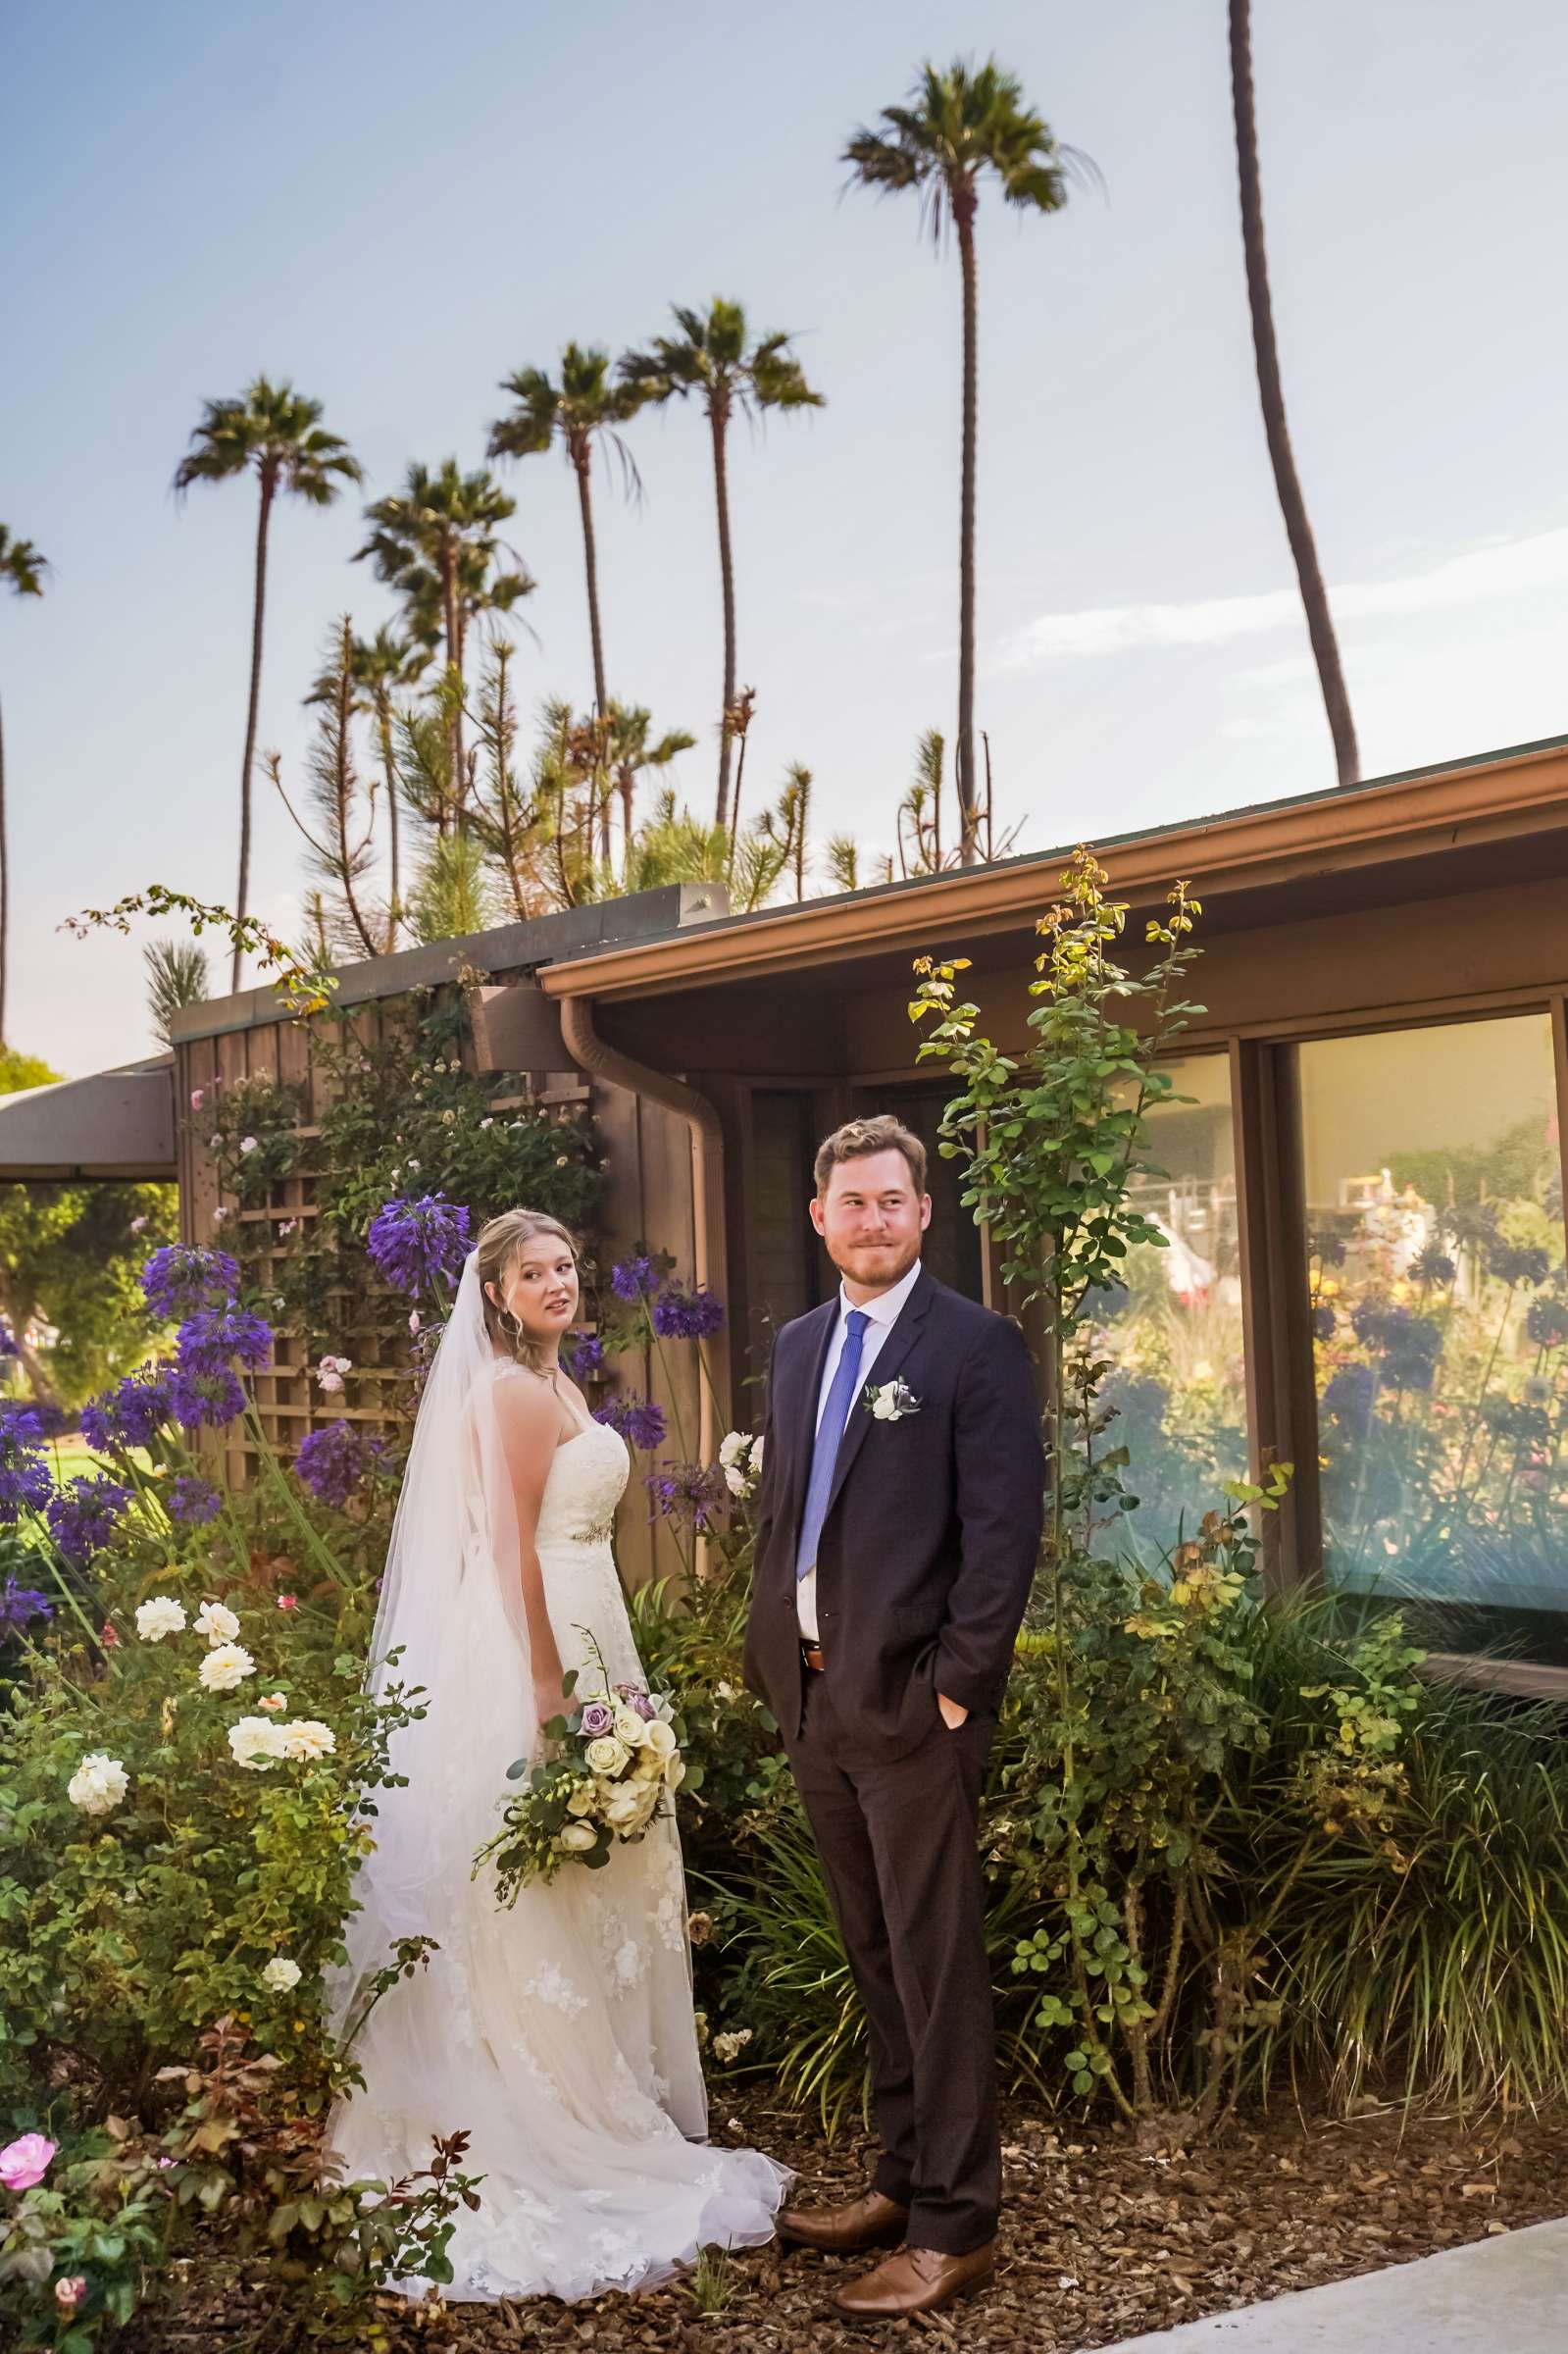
[{"x1": 742, "y1": 1269, "x2": 1045, "y2": 2254}]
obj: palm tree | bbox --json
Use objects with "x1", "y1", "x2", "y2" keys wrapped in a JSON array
[
  {"x1": 357, "y1": 461, "x2": 531, "y2": 794},
  {"x1": 348, "y1": 626, "x2": 427, "y2": 944},
  {"x1": 144, "y1": 939, "x2": 210, "y2": 1049},
  {"x1": 488, "y1": 347, "x2": 644, "y2": 725},
  {"x1": 1229, "y1": 0, "x2": 1358, "y2": 785},
  {"x1": 174, "y1": 380, "x2": 361, "y2": 987},
  {"x1": 845, "y1": 61, "x2": 1070, "y2": 860},
  {"x1": 605, "y1": 702, "x2": 696, "y2": 881},
  {"x1": 621, "y1": 302, "x2": 823, "y2": 829},
  {"x1": 0, "y1": 529, "x2": 48, "y2": 1042}
]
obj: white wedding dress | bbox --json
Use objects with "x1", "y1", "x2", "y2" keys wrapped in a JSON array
[{"x1": 328, "y1": 1263, "x2": 787, "y2": 2303}]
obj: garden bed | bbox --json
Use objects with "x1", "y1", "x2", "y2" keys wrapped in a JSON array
[{"x1": 121, "y1": 2091, "x2": 1568, "y2": 2352}]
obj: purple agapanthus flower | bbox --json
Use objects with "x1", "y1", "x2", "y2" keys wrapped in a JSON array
[
  {"x1": 295, "y1": 1420, "x2": 381, "y2": 1510},
  {"x1": 592, "y1": 1391, "x2": 667, "y2": 1451},
  {"x1": 80, "y1": 1367, "x2": 176, "y2": 1454},
  {"x1": 609, "y1": 1255, "x2": 660, "y2": 1303},
  {"x1": 176, "y1": 1306, "x2": 274, "y2": 1377},
  {"x1": 1323, "y1": 1362, "x2": 1377, "y2": 1435},
  {"x1": 142, "y1": 1245, "x2": 240, "y2": 1322},
  {"x1": 645, "y1": 1461, "x2": 729, "y2": 1533},
  {"x1": 578, "y1": 1700, "x2": 615, "y2": 1737},
  {"x1": 1526, "y1": 1296, "x2": 1568, "y2": 1350},
  {"x1": 0, "y1": 1579, "x2": 53, "y2": 1630},
  {"x1": 1492, "y1": 1243, "x2": 1552, "y2": 1290},
  {"x1": 1311, "y1": 1303, "x2": 1337, "y2": 1342},
  {"x1": 168, "y1": 1474, "x2": 223, "y2": 1527},
  {"x1": 0, "y1": 1414, "x2": 52, "y2": 1522},
  {"x1": 651, "y1": 1286, "x2": 726, "y2": 1342},
  {"x1": 167, "y1": 1365, "x2": 246, "y2": 1431},
  {"x1": 366, "y1": 1195, "x2": 474, "y2": 1296},
  {"x1": 0, "y1": 1404, "x2": 45, "y2": 1446},
  {"x1": 567, "y1": 1331, "x2": 605, "y2": 1379},
  {"x1": 46, "y1": 1474, "x2": 131, "y2": 1565}
]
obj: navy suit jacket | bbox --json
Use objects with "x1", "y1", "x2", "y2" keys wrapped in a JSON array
[{"x1": 741, "y1": 1269, "x2": 1046, "y2": 1759}]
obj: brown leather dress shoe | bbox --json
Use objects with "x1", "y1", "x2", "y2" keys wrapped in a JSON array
[
  {"x1": 832, "y1": 2240, "x2": 995, "y2": 2317},
  {"x1": 776, "y1": 2187, "x2": 910, "y2": 2254}
]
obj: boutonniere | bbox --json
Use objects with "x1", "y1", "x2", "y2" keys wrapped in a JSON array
[{"x1": 864, "y1": 1378, "x2": 921, "y2": 1423}]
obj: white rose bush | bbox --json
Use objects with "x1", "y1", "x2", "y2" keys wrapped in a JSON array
[{"x1": 475, "y1": 1636, "x2": 698, "y2": 1904}]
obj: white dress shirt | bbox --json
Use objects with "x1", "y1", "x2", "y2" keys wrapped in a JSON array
[{"x1": 797, "y1": 1258, "x2": 923, "y2": 1642}]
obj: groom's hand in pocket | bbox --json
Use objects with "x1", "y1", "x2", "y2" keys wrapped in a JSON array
[{"x1": 936, "y1": 1691, "x2": 969, "y2": 1731}]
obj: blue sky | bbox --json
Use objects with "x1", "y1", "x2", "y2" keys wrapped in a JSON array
[{"x1": 7, "y1": 0, "x2": 1567, "y2": 1075}]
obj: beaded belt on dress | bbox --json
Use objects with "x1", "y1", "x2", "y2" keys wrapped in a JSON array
[{"x1": 570, "y1": 1521, "x2": 616, "y2": 1545}]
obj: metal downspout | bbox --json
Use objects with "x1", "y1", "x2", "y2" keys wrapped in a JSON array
[{"x1": 558, "y1": 995, "x2": 727, "y2": 1467}]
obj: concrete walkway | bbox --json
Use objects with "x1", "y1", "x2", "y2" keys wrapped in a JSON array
[{"x1": 1093, "y1": 2216, "x2": 1568, "y2": 2353}]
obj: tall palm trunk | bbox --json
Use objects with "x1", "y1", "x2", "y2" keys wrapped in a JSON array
[
  {"x1": 234, "y1": 467, "x2": 276, "y2": 991},
  {"x1": 709, "y1": 396, "x2": 737, "y2": 832},
  {"x1": 1230, "y1": 0, "x2": 1359, "y2": 787},
  {"x1": 0, "y1": 689, "x2": 9, "y2": 1043},
  {"x1": 574, "y1": 444, "x2": 609, "y2": 722},
  {"x1": 954, "y1": 187, "x2": 981, "y2": 864},
  {"x1": 376, "y1": 693, "x2": 401, "y2": 949},
  {"x1": 441, "y1": 539, "x2": 463, "y2": 812}
]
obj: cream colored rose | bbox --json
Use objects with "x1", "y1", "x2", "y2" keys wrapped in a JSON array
[
  {"x1": 566, "y1": 1780, "x2": 598, "y2": 1817},
  {"x1": 557, "y1": 1821, "x2": 598, "y2": 1852},
  {"x1": 276, "y1": 1718, "x2": 336, "y2": 1762},
  {"x1": 228, "y1": 1716, "x2": 283, "y2": 1771},
  {"x1": 198, "y1": 1643, "x2": 255, "y2": 1693},
  {"x1": 584, "y1": 1735, "x2": 630, "y2": 1777},
  {"x1": 195, "y1": 1601, "x2": 240, "y2": 1647},
  {"x1": 135, "y1": 1597, "x2": 186, "y2": 1644},
  {"x1": 612, "y1": 1706, "x2": 650, "y2": 1748}
]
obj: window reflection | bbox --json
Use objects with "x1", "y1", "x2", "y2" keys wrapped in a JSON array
[
  {"x1": 1300, "y1": 1015, "x2": 1567, "y2": 1654},
  {"x1": 1096, "y1": 1054, "x2": 1249, "y2": 1561}
]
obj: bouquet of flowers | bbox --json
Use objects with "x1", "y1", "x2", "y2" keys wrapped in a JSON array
[{"x1": 475, "y1": 1635, "x2": 698, "y2": 1906}]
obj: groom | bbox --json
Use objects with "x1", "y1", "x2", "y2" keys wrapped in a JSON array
[{"x1": 743, "y1": 1115, "x2": 1045, "y2": 2319}]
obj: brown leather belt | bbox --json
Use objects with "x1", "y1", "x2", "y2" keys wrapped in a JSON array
[{"x1": 800, "y1": 1641, "x2": 826, "y2": 1674}]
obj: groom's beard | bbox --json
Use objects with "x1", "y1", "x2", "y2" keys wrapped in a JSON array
[{"x1": 828, "y1": 1235, "x2": 922, "y2": 1294}]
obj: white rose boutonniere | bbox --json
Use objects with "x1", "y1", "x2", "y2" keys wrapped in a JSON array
[{"x1": 864, "y1": 1378, "x2": 921, "y2": 1423}]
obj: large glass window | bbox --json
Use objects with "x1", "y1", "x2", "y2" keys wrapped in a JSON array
[
  {"x1": 1096, "y1": 1053, "x2": 1250, "y2": 1563},
  {"x1": 1299, "y1": 1013, "x2": 1568, "y2": 1659}
]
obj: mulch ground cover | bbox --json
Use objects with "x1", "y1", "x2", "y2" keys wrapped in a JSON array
[{"x1": 125, "y1": 2089, "x2": 1568, "y2": 2353}]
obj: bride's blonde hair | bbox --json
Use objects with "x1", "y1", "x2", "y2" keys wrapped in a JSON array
[{"x1": 477, "y1": 1206, "x2": 579, "y2": 1374}]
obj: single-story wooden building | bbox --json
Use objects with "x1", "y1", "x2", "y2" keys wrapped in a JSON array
[{"x1": 6, "y1": 733, "x2": 1566, "y2": 1689}]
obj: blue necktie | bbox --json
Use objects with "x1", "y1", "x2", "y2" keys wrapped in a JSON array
[{"x1": 795, "y1": 1309, "x2": 870, "y2": 1581}]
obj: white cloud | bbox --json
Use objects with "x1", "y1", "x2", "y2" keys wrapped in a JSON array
[{"x1": 990, "y1": 526, "x2": 1568, "y2": 673}]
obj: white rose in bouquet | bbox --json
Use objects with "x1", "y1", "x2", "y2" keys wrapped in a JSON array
[
  {"x1": 612, "y1": 1705, "x2": 650, "y2": 1748},
  {"x1": 603, "y1": 1780, "x2": 659, "y2": 1832},
  {"x1": 584, "y1": 1734, "x2": 631, "y2": 1777},
  {"x1": 566, "y1": 1780, "x2": 598, "y2": 1817},
  {"x1": 199, "y1": 1643, "x2": 255, "y2": 1693},
  {"x1": 135, "y1": 1597, "x2": 186, "y2": 1644},
  {"x1": 557, "y1": 1821, "x2": 598, "y2": 1853},
  {"x1": 67, "y1": 1753, "x2": 129, "y2": 1816},
  {"x1": 194, "y1": 1601, "x2": 241, "y2": 1647}
]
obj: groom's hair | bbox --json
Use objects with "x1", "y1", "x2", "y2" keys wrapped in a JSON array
[{"x1": 813, "y1": 1114, "x2": 928, "y2": 1198}]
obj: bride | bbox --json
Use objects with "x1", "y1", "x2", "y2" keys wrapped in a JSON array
[{"x1": 328, "y1": 1207, "x2": 788, "y2": 2302}]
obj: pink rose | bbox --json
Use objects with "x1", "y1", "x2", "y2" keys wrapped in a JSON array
[
  {"x1": 0, "y1": 2131, "x2": 58, "y2": 2190},
  {"x1": 277, "y1": 1594, "x2": 298, "y2": 1612},
  {"x1": 101, "y1": 1622, "x2": 119, "y2": 1648},
  {"x1": 54, "y1": 2276, "x2": 86, "y2": 2311},
  {"x1": 190, "y1": 1089, "x2": 204, "y2": 1110}
]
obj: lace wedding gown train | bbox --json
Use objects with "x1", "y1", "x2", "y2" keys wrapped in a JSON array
[{"x1": 329, "y1": 1383, "x2": 787, "y2": 2302}]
